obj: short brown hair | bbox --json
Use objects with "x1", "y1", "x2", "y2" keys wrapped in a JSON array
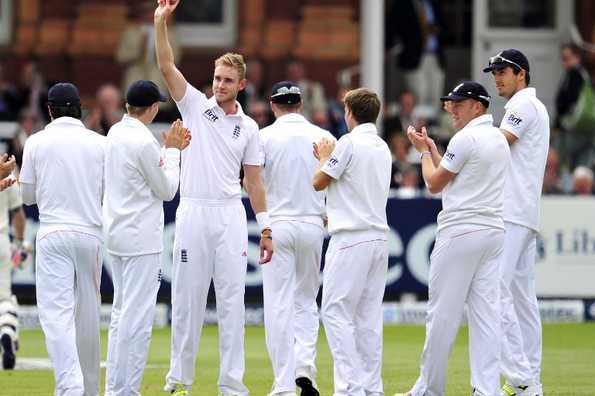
[
  {"x1": 215, "y1": 52, "x2": 246, "y2": 80},
  {"x1": 343, "y1": 88, "x2": 381, "y2": 124},
  {"x1": 126, "y1": 103, "x2": 151, "y2": 117}
]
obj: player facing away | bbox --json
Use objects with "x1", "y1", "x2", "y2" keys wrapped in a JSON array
[
  {"x1": 394, "y1": 81, "x2": 510, "y2": 396},
  {"x1": 0, "y1": 180, "x2": 25, "y2": 370},
  {"x1": 313, "y1": 88, "x2": 392, "y2": 396},
  {"x1": 20, "y1": 83, "x2": 106, "y2": 396},
  {"x1": 154, "y1": 1, "x2": 273, "y2": 395},
  {"x1": 483, "y1": 49, "x2": 549, "y2": 396},
  {"x1": 260, "y1": 81, "x2": 335, "y2": 396},
  {"x1": 103, "y1": 80, "x2": 191, "y2": 396}
]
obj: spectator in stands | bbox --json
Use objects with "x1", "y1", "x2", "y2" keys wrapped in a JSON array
[
  {"x1": 542, "y1": 148, "x2": 564, "y2": 195},
  {"x1": 394, "y1": 166, "x2": 422, "y2": 198},
  {"x1": 389, "y1": 133, "x2": 411, "y2": 188},
  {"x1": 311, "y1": 108, "x2": 330, "y2": 131},
  {"x1": 117, "y1": 1, "x2": 180, "y2": 120},
  {"x1": 85, "y1": 84, "x2": 124, "y2": 136},
  {"x1": 247, "y1": 100, "x2": 270, "y2": 129},
  {"x1": 555, "y1": 42, "x2": 593, "y2": 168},
  {"x1": 16, "y1": 61, "x2": 49, "y2": 123},
  {"x1": 238, "y1": 58, "x2": 267, "y2": 108},
  {"x1": 572, "y1": 166, "x2": 594, "y2": 195},
  {"x1": 0, "y1": 65, "x2": 21, "y2": 121},
  {"x1": 386, "y1": 0, "x2": 446, "y2": 119},
  {"x1": 286, "y1": 59, "x2": 327, "y2": 120},
  {"x1": 385, "y1": 91, "x2": 427, "y2": 137},
  {"x1": 327, "y1": 87, "x2": 349, "y2": 139}
]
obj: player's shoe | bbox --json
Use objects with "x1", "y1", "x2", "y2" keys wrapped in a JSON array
[
  {"x1": 165, "y1": 384, "x2": 189, "y2": 396},
  {"x1": 295, "y1": 377, "x2": 320, "y2": 396},
  {"x1": 0, "y1": 332, "x2": 16, "y2": 370},
  {"x1": 500, "y1": 383, "x2": 542, "y2": 396}
]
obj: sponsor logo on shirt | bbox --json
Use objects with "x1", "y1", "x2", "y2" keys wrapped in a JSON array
[
  {"x1": 181, "y1": 249, "x2": 188, "y2": 263},
  {"x1": 233, "y1": 125, "x2": 241, "y2": 139},
  {"x1": 507, "y1": 113, "x2": 522, "y2": 126},
  {"x1": 327, "y1": 156, "x2": 339, "y2": 167},
  {"x1": 203, "y1": 109, "x2": 219, "y2": 123},
  {"x1": 444, "y1": 151, "x2": 455, "y2": 161}
]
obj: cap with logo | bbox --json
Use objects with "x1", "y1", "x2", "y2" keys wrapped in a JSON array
[
  {"x1": 270, "y1": 81, "x2": 302, "y2": 105},
  {"x1": 48, "y1": 83, "x2": 81, "y2": 107},
  {"x1": 440, "y1": 81, "x2": 491, "y2": 108},
  {"x1": 126, "y1": 80, "x2": 168, "y2": 107},
  {"x1": 482, "y1": 49, "x2": 530, "y2": 73}
]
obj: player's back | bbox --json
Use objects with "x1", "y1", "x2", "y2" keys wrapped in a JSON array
[
  {"x1": 24, "y1": 117, "x2": 105, "y2": 236},
  {"x1": 260, "y1": 113, "x2": 333, "y2": 218}
]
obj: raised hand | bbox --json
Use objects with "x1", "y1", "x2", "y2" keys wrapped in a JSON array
[
  {"x1": 154, "y1": 0, "x2": 180, "y2": 21},
  {"x1": 163, "y1": 119, "x2": 188, "y2": 150},
  {"x1": 0, "y1": 153, "x2": 16, "y2": 179},
  {"x1": 315, "y1": 138, "x2": 336, "y2": 161},
  {"x1": 407, "y1": 125, "x2": 430, "y2": 152}
]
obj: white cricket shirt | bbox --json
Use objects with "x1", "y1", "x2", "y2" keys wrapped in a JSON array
[
  {"x1": 321, "y1": 123, "x2": 392, "y2": 235},
  {"x1": 175, "y1": 84, "x2": 260, "y2": 201},
  {"x1": 438, "y1": 114, "x2": 510, "y2": 231},
  {"x1": 0, "y1": 182, "x2": 22, "y2": 235},
  {"x1": 260, "y1": 113, "x2": 335, "y2": 225},
  {"x1": 499, "y1": 87, "x2": 550, "y2": 231},
  {"x1": 20, "y1": 117, "x2": 106, "y2": 239},
  {"x1": 104, "y1": 115, "x2": 181, "y2": 256}
]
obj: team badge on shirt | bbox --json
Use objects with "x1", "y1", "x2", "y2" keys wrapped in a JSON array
[
  {"x1": 232, "y1": 125, "x2": 241, "y2": 139},
  {"x1": 507, "y1": 113, "x2": 522, "y2": 126}
]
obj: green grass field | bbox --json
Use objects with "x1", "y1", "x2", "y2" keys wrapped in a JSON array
[{"x1": 2, "y1": 323, "x2": 594, "y2": 395}]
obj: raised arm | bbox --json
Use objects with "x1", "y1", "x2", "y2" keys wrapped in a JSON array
[{"x1": 154, "y1": 0, "x2": 187, "y2": 101}]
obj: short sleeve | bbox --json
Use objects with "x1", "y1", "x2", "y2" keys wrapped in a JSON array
[
  {"x1": 258, "y1": 132, "x2": 267, "y2": 167},
  {"x1": 243, "y1": 123, "x2": 261, "y2": 166},
  {"x1": 19, "y1": 137, "x2": 36, "y2": 184},
  {"x1": 440, "y1": 133, "x2": 473, "y2": 174},
  {"x1": 500, "y1": 102, "x2": 535, "y2": 139},
  {"x1": 174, "y1": 83, "x2": 208, "y2": 121},
  {"x1": 321, "y1": 136, "x2": 353, "y2": 180}
]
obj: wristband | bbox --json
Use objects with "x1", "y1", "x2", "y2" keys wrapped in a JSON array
[
  {"x1": 420, "y1": 151, "x2": 431, "y2": 159},
  {"x1": 255, "y1": 211, "x2": 271, "y2": 231}
]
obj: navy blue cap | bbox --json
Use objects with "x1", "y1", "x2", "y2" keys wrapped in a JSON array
[
  {"x1": 270, "y1": 81, "x2": 301, "y2": 105},
  {"x1": 48, "y1": 83, "x2": 80, "y2": 107},
  {"x1": 483, "y1": 49, "x2": 530, "y2": 73},
  {"x1": 126, "y1": 80, "x2": 167, "y2": 107},
  {"x1": 440, "y1": 81, "x2": 491, "y2": 108}
]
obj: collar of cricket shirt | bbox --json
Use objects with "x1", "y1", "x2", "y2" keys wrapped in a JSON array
[
  {"x1": 350, "y1": 122, "x2": 378, "y2": 135},
  {"x1": 206, "y1": 95, "x2": 245, "y2": 118}
]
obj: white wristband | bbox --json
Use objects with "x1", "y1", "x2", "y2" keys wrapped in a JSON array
[{"x1": 255, "y1": 212, "x2": 271, "y2": 231}]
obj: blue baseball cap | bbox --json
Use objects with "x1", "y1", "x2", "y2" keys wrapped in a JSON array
[
  {"x1": 48, "y1": 83, "x2": 80, "y2": 107},
  {"x1": 126, "y1": 80, "x2": 167, "y2": 107},
  {"x1": 440, "y1": 81, "x2": 491, "y2": 108}
]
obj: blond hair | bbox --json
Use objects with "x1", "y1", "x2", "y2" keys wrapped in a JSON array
[{"x1": 214, "y1": 52, "x2": 246, "y2": 80}]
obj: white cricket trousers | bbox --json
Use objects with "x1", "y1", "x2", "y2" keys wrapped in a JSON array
[
  {"x1": 500, "y1": 222, "x2": 542, "y2": 386},
  {"x1": 166, "y1": 198, "x2": 249, "y2": 396},
  {"x1": 105, "y1": 253, "x2": 162, "y2": 396},
  {"x1": 36, "y1": 230, "x2": 103, "y2": 396},
  {"x1": 0, "y1": 235, "x2": 11, "y2": 300},
  {"x1": 321, "y1": 229, "x2": 388, "y2": 396},
  {"x1": 262, "y1": 219, "x2": 324, "y2": 395},
  {"x1": 410, "y1": 226, "x2": 503, "y2": 396}
]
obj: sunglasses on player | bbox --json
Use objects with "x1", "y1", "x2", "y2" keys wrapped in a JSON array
[{"x1": 488, "y1": 55, "x2": 523, "y2": 70}]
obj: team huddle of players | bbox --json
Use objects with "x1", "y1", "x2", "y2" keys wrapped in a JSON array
[{"x1": 5, "y1": 1, "x2": 549, "y2": 396}]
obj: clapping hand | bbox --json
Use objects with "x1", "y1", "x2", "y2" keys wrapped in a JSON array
[{"x1": 407, "y1": 125, "x2": 430, "y2": 153}]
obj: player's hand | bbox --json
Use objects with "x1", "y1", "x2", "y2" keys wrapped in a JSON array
[
  {"x1": 315, "y1": 138, "x2": 336, "y2": 161},
  {"x1": 0, "y1": 153, "x2": 16, "y2": 179},
  {"x1": 155, "y1": 0, "x2": 180, "y2": 21},
  {"x1": 163, "y1": 119, "x2": 187, "y2": 150},
  {"x1": 407, "y1": 125, "x2": 429, "y2": 152},
  {"x1": 425, "y1": 134, "x2": 438, "y2": 155},
  {"x1": 0, "y1": 177, "x2": 16, "y2": 192},
  {"x1": 259, "y1": 233, "x2": 273, "y2": 264},
  {"x1": 11, "y1": 239, "x2": 31, "y2": 269}
]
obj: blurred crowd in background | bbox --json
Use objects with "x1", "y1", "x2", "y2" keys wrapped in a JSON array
[{"x1": 0, "y1": 0, "x2": 593, "y2": 197}]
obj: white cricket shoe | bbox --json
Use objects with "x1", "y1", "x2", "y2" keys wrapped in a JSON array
[{"x1": 500, "y1": 383, "x2": 543, "y2": 396}]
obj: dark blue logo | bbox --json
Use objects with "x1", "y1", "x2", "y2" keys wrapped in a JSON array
[
  {"x1": 507, "y1": 113, "x2": 522, "y2": 126},
  {"x1": 181, "y1": 249, "x2": 188, "y2": 263},
  {"x1": 203, "y1": 109, "x2": 219, "y2": 123},
  {"x1": 328, "y1": 156, "x2": 339, "y2": 167},
  {"x1": 233, "y1": 125, "x2": 241, "y2": 139},
  {"x1": 445, "y1": 151, "x2": 455, "y2": 161}
]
